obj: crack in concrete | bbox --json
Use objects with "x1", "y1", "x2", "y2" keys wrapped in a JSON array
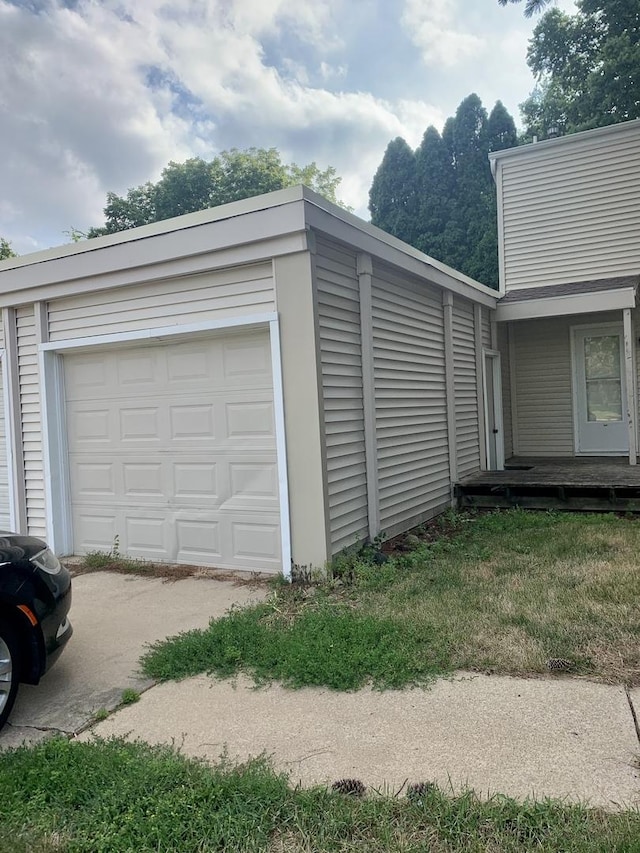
[
  {"x1": 6, "y1": 721, "x2": 70, "y2": 736},
  {"x1": 624, "y1": 687, "x2": 640, "y2": 748}
]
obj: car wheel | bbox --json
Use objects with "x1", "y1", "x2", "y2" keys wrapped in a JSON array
[{"x1": 0, "y1": 624, "x2": 20, "y2": 732}]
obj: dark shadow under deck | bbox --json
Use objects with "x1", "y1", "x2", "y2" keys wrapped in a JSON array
[{"x1": 456, "y1": 457, "x2": 640, "y2": 511}]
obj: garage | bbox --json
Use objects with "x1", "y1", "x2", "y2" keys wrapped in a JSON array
[
  {"x1": 0, "y1": 186, "x2": 498, "y2": 576},
  {"x1": 64, "y1": 329, "x2": 282, "y2": 572}
]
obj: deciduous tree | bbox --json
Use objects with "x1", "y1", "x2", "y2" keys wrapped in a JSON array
[
  {"x1": 0, "y1": 238, "x2": 16, "y2": 260},
  {"x1": 89, "y1": 149, "x2": 346, "y2": 236}
]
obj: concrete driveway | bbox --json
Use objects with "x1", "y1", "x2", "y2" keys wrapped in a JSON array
[{"x1": 0, "y1": 571, "x2": 266, "y2": 749}]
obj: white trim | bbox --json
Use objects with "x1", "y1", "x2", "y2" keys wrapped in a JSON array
[
  {"x1": 570, "y1": 321, "x2": 629, "y2": 456},
  {"x1": 269, "y1": 318, "x2": 292, "y2": 578},
  {"x1": 39, "y1": 312, "x2": 292, "y2": 575},
  {"x1": 496, "y1": 287, "x2": 636, "y2": 321},
  {"x1": 0, "y1": 349, "x2": 16, "y2": 531},
  {"x1": 40, "y1": 313, "x2": 279, "y2": 352},
  {"x1": 39, "y1": 350, "x2": 73, "y2": 553},
  {"x1": 482, "y1": 349, "x2": 505, "y2": 471}
]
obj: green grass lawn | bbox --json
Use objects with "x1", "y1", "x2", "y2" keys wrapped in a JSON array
[
  {"x1": 141, "y1": 509, "x2": 640, "y2": 689},
  {"x1": 1, "y1": 737, "x2": 639, "y2": 853}
]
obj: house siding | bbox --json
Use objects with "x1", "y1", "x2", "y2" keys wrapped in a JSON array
[
  {"x1": 510, "y1": 311, "x2": 629, "y2": 455},
  {"x1": 372, "y1": 263, "x2": 449, "y2": 531},
  {"x1": 16, "y1": 306, "x2": 45, "y2": 537},
  {"x1": 452, "y1": 297, "x2": 480, "y2": 478},
  {"x1": 0, "y1": 323, "x2": 10, "y2": 528},
  {"x1": 496, "y1": 122, "x2": 640, "y2": 290},
  {"x1": 315, "y1": 237, "x2": 368, "y2": 555},
  {"x1": 47, "y1": 262, "x2": 275, "y2": 340}
]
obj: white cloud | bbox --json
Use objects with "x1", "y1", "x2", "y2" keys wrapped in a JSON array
[
  {"x1": 401, "y1": 0, "x2": 483, "y2": 67},
  {"x1": 0, "y1": 0, "x2": 581, "y2": 251}
]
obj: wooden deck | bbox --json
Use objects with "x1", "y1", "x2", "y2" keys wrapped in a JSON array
[{"x1": 456, "y1": 457, "x2": 640, "y2": 511}]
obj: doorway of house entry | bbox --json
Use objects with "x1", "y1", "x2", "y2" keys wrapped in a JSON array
[{"x1": 572, "y1": 325, "x2": 628, "y2": 454}]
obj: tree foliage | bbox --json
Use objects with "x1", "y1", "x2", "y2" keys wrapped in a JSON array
[
  {"x1": 520, "y1": 0, "x2": 640, "y2": 139},
  {"x1": 369, "y1": 95, "x2": 518, "y2": 289},
  {"x1": 497, "y1": 0, "x2": 554, "y2": 17},
  {"x1": 0, "y1": 238, "x2": 16, "y2": 260},
  {"x1": 89, "y1": 148, "x2": 346, "y2": 237}
]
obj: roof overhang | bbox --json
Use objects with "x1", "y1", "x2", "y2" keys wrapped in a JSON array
[
  {"x1": 497, "y1": 285, "x2": 637, "y2": 322},
  {"x1": 496, "y1": 275, "x2": 640, "y2": 322}
]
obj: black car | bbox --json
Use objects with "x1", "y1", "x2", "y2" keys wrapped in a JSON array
[{"x1": 0, "y1": 534, "x2": 73, "y2": 731}]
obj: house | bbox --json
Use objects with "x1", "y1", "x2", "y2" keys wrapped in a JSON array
[
  {"x1": 0, "y1": 187, "x2": 499, "y2": 575},
  {"x1": 490, "y1": 119, "x2": 640, "y2": 467}
]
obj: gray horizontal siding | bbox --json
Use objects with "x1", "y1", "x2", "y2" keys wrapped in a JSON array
[
  {"x1": 47, "y1": 262, "x2": 275, "y2": 340},
  {"x1": 511, "y1": 311, "x2": 626, "y2": 455},
  {"x1": 16, "y1": 306, "x2": 45, "y2": 537},
  {"x1": 315, "y1": 238, "x2": 368, "y2": 555},
  {"x1": 500, "y1": 125, "x2": 640, "y2": 289},
  {"x1": 0, "y1": 323, "x2": 9, "y2": 528},
  {"x1": 372, "y1": 265, "x2": 449, "y2": 530},
  {"x1": 452, "y1": 298, "x2": 480, "y2": 477}
]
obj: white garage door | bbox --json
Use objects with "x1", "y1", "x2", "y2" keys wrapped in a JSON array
[{"x1": 64, "y1": 330, "x2": 281, "y2": 571}]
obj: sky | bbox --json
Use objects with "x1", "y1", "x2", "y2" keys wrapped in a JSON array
[{"x1": 0, "y1": 0, "x2": 578, "y2": 254}]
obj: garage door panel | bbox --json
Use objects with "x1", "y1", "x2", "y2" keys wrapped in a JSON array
[
  {"x1": 67, "y1": 391, "x2": 275, "y2": 450},
  {"x1": 65, "y1": 330, "x2": 281, "y2": 571},
  {"x1": 70, "y1": 454, "x2": 278, "y2": 510}
]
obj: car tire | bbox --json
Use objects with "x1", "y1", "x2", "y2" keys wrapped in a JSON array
[{"x1": 0, "y1": 623, "x2": 20, "y2": 732}]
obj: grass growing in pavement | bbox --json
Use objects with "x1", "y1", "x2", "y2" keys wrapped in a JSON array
[
  {"x1": 1, "y1": 737, "x2": 639, "y2": 853},
  {"x1": 142, "y1": 510, "x2": 640, "y2": 689}
]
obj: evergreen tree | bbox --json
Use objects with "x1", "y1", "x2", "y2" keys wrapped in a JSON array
[
  {"x1": 369, "y1": 137, "x2": 418, "y2": 244},
  {"x1": 368, "y1": 95, "x2": 519, "y2": 289}
]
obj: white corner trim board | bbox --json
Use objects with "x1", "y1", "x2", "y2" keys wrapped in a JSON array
[{"x1": 38, "y1": 313, "x2": 292, "y2": 576}]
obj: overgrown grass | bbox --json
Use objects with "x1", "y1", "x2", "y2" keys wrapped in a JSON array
[
  {"x1": 142, "y1": 510, "x2": 640, "y2": 689},
  {"x1": 1, "y1": 737, "x2": 639, "y2": 852}
]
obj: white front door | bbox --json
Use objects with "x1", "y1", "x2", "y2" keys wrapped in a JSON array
[{"x1": 573, "y1": 325, "x2": 628, "y2": 454}]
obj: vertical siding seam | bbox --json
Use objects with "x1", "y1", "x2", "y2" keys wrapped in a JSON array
[
  {"x1": 2, "y1": 308, "x2": 27, "y2": 532},
  {"x1": 443, "y1": 292, "x2": 457, "y2": 500},
  {"x1": 357, "y1": 252, "x2": 380, "y2": 538},
  {"x1": 474, "y1": 305, "x2": 487, "y2": 469}
]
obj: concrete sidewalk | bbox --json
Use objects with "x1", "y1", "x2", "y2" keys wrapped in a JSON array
[
  {"x1": 2, "y1": 571, "x2": 639, "y2": 809},
  {"x1": 83, "y1": 671, "x2": 640, "y2": 809}
]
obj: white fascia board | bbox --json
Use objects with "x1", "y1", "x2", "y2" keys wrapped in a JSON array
[
  {"x1": 496, "y1": 287, "x2": 636, "y2": 322},
  {"x1": 0, "y1": 200, "x2": 308, "y2": 297},
  {"x1": 488, "y1": 119, "x2": 640, "y2": 168},
  {"x1": 302, "y1": 194, "x2": 499, "y2": 308}
]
